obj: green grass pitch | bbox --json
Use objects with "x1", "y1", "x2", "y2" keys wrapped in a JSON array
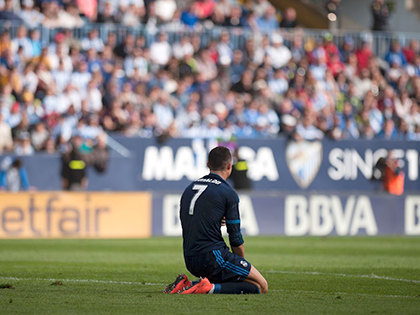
[{"x1": 0, "y1": 237, "x2": 419, "y2": 314}]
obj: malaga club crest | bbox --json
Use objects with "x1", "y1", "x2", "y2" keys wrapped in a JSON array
[{"x1": 286, "y1": 141, "x2": 323, "y2": 189}]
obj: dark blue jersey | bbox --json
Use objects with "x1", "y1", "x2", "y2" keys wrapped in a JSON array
[{"x1": 180, "y1": 173, "x2": 244, "y2": 257}]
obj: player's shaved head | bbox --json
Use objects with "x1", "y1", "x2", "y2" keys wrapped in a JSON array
[{"x1": 208, "y1": 146, "x2": 232, "y2": 171}]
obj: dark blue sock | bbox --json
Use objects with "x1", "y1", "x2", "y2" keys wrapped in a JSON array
[{"x1": 213, "y1": 282, "x2": 260, "y2": 294}]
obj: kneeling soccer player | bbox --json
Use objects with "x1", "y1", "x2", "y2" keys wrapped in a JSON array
[{"x1": 164, "y1": 146, "x2": 268, "y2": 295}]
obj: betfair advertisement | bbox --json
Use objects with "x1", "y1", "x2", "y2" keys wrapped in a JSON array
[{"x1": 0, "y1": 192, "x2": 152, "y2": 238}]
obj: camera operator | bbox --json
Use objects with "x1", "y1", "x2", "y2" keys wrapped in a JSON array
[{"x1": 372, "y1": 151, "x2": 404, "y2": 195}]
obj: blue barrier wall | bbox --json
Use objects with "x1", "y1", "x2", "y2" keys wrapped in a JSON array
[
  {"x1": 1, "y1": 154, "x2": 138, "y2": 191},
  {"x1": 114, "y1": 136, "x2": 420, "y2": 191},
  {"x1": 152, "y1": 192, "x2": 420, "y2": 236},
  {"x1": 1, "y1": 137, "x2": 419, "y2": 191}
]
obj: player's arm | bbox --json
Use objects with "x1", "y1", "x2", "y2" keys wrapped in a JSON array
[
  {"x1": 225, "y1": 202, "x2": 245, "y2": 257},
  {"x1": 232, "y1": 244, "x2": 245, "y2": 258}
]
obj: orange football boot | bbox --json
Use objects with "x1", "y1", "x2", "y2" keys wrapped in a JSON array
[
  {"x1": 163, "y1": 274, "x2": 192, "y2": 294},
  {"x1": 181, "y1": 277, "x2": 213, "y2": 294}
]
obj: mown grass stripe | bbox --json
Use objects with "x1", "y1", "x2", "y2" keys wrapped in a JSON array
[{"x1": 266, "y1": 270, "x2": 420, "y2": 284}]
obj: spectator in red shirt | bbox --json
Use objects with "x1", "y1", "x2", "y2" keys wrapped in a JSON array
[
  {"x1": 76, "y1": 0, "x2": 97, "y2": 21},
  {"x1": 403, "y1": 39, "x2": 419, "y2": 64},
  {"x1": 355, "y1": 40, "x2": 373, "y2": 70},
  {"x1": 328, "y1": 54, "x2": 345, "y2": 77},
  {"x1": 323, "y1": 32, "x2": 340, "y2": 64},
  {"x1": 192, "y1": 0, "x2": 215, "y2": 20}
]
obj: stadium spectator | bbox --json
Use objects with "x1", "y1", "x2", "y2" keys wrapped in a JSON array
[
  {"x1": 253, "y1": 0, "x2": 271, "y2": 18},
  {"x1": 355, "y1": 39, "x2": 373, "y2": 70},
  {"x1": 296, "y1": 114, "x2": 324, "y2": 140},
  {"x1": 280, "y1": 7, "x2": 298, "y2": 29},
  {"x1": 31, "y1": 121, "x2": 49, "y2": 151},
  {"x1": 403, "y1": 39, "x2": 419, "y2": 64},
  {"x1": 28, "y1": 29, "x2": 42, "y2": 59},
  {"x1": 155, "y1": 0, "x2": 177, "y2": 23},
  {"x1": 150, "y1": 32, "x2": 172, "y2": 66},
  {"x1": 217, "y1": 31, "x2": 233, "y2": 66},
  {"x1": 81, "y1": 29, "x2": 104, "y2": 53},
  {"x1": 266, "y1": 34, "x2": 292, "y2": 69},
  {"x1": 191, "y1": 0, "x2": 215, "y2": 20},
  {"x1": 181, "y1": 6, "x2": 199, "y2": 27},
  {"x1": 371, "y1": 0, "x2": 390, "y2": 31},
  {"x1": 43, "y1": 1, "x2": 68, "y2": 29},
  {"x1": 75, "y1": 0, "x2": 98, "y2": 22},
  {"x1": 0, "y1": 157, "x2": 31, "y2": 191},
  {"x1": 223, "y1": 5, "x2": 244, "y2": 27},
  {"x1": 385, "y1": 40, "x2": 407, "y2": 66},
  {"x1": 0, "y1": 0, "x2": 418, "y2": 153},
  {"x1": 0, "y1": 0, "x2": 22, "y2": 21},
  {"x1": 256, "y1": 5, "x2": 279, "y2": 33},
  {"x1": 0, "y1": 112, "x2": 13, "y2": 153},
  {"x1": 19, "y1": 0, "x2": 44, "y2": 28}
]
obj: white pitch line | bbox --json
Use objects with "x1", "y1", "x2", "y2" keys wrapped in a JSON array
[
  {"x1": 1, "y1": 275, "x2": 417, "y2": 299},
  {"x1": 270, "y1": 289, "x2": 416, "y2": 299},
  {"x1": 0, "y1": 276, "x2": 164, "y2": 286},
  {"x1": 266, "y1": 270, "x2": 420, "y2": 284}
]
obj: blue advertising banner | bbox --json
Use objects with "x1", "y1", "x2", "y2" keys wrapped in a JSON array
[
  {"x1": 152, "y1": 193, "x2": 420, "y2": 236},
  {"x1": 1, "y1": 137, "x2": 419, "y2": 191},
  {"x1": 113, "y1": 136, "x2": 420, "y2": 192}
]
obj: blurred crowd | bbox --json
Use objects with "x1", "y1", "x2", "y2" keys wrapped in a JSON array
[
  {"x1": 0, "y1": 0, "x2": 419, "y2": 157},
  {"x1": 0, "y1": 0, "x2": 296, "y2": 32}
]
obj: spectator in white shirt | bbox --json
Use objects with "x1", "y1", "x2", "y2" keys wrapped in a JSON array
[
  {"x1": 86, "y1": 80, "x2": 103, "y2": 113},
  {"x1": 53, "y1": 60, "x2": 72, "y2": 93},
  {"x1": 124, "y1": 47, "x2": 149, "y2": 78},
  {"x1": 201, "y1": 114, "x2": 223, "y2": 139},
  {"x1": 60, "y1": 83, "x2": 82, "y2": 113},
  {"x1": 217, "y1": 31, "x2": 234, "y2": 65},
  {"x1": 394, "y1": 91, "x2": 412, "y2": 119},
  {"x1": 79, "y1": 115, "x2": 103, "y2": 140},
  {"x1": 155, "y1": 0, "x2": 177, "y2": 22},
  {"x1": 150, "y1": 32, "x2": 172, "y2": 66},
  {"x1": 15, "y1": 133, "x2": 35, "y2": 156},
  {"x1": 71, "y1": 62, "x2": 92, "y2": 98},
  {"x1": 21, "y1": 63, "x2": 39, "y2": 94},
  {"x1": 404, "y1": 103, "x2": 420, "y2": 133},
  {"x1": 296, "y1": 115, "x2": 324, "y2": 140},
  {"x1": 81, "y1": 29, "x2": 104, "y2": 52},
  {"x1": 266, "y1": 34, "x2": 292, "y2": 69},
  {"x1": 268, "y1": 69, "x2": 289, "y2": 95},
  {"x1": 173, "y1": 36, "x2": 194, "y2": 60},
  {"x1": 31, "y1": 121, "x2": 49, "y2": 151},
  {"x1": 49, "y1": 43, "x2": 73, "y2": 72},
  {"x1": 153, "y1": 92, "x2": 174, "y2": 130},
  {"x1": 19, "y1": 0, "x2": 44, "y2": 29},
  {"x1": 43, "y1": 86, "x2": 64, "y2": 115},
  {"x1": 12, "y1": 25, "x2": 32, "y2": 59},
  {"x1": 0, "y1": 113, "x2": 13, "y2": 154}
]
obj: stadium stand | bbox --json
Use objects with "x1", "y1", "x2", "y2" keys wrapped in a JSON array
[{"x1": 0, "y1": 0, "x2": 419, "y2": 158}]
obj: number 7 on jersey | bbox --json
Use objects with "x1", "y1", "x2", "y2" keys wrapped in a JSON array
[{"x1": 189, "y1": 185, "x2": 208, "y2": 215}]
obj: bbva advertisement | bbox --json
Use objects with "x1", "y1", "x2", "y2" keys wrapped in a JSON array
[
  {"x1": 153, "y1": 193, "x2": 420, "y2": 237},
  {"x1": 1, "y1": 192, "x2": 419, "y2": 238}
]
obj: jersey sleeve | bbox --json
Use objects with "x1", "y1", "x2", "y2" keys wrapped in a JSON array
[{"x1": 225, "y1": 193, "x2": 244, "y2": 247}]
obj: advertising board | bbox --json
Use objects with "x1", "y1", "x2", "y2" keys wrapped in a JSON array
[{"x1": 0, "y1": 192, "x2": 152, "y2": 238}]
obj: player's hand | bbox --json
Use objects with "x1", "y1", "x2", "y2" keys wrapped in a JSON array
[{"x1": 221, "y1": 217, "x2": 226, "y2": 226}]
